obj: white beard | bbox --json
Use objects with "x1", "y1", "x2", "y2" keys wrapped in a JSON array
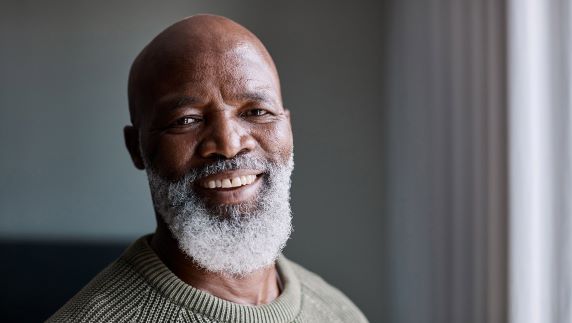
[{"x1": 145, "y1": 154, "x2": 294, "y2": 277}]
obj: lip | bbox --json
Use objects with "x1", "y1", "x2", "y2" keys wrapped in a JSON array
[{"x1": 195, "y1": 169, "x2": 264, "y2": 205}]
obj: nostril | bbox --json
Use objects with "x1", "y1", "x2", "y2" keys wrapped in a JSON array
[{"x1": 204, "y1": 153, "x2": 232, "y2": 162}]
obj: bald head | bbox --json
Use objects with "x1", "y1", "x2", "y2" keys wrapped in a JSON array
[{"x1": 128, "y1": 15, "x2": 281, "y2": 127}]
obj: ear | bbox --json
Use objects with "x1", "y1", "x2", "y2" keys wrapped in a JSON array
[{"x1": 124, "y1": 125, "x2": 145, "y2": 170}]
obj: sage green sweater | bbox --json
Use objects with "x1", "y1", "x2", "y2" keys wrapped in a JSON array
[{"x1": 48, "y1": 235, "x2": 368, "y2": 322}]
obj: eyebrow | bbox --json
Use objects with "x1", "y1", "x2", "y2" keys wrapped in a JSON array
[
  {"x1": 157, "y1": 96, "x2": 203, "y2": 111},
  {"x1": 156, "y1": 90, "x2": 277, "y2": 111},
  {"x1": 236, "y1": 91, "x2": 276, "y2": 105}
]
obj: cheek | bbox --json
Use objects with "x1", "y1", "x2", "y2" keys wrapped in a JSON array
[
  {"x1": 255, "y1": 121, "x2": 293, "y2": 162},
  {"x1": 146, "y1": 134, "x2": 197, "y2": 180}
]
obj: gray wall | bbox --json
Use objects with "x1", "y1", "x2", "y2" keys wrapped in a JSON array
[{"x1": 0, "y1": 1, "x2": 386, "y2": 321}]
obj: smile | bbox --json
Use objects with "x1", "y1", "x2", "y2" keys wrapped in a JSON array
[
  {"x1": 201, "y1": 174, "x2": 258, "y2": 189},
  {"x1": 196, "y1": 170, "x2": 263, "y2": 205}
]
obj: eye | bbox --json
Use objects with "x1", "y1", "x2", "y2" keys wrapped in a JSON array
[
  {"x1": 242, "y1": 109, "x2": 269, "y2": 117},
  {"x1": 173, "y1": 116, "x2": 201, "y2": 126}
]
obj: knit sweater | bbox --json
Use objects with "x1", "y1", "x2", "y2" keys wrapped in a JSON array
[{"x1": 47, "y1": 235, "x2": 368, "y2": 322}]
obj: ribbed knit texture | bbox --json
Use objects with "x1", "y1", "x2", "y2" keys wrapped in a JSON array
[{"x1": 47, "y1": 235, "x2": 368, "y2": 322}]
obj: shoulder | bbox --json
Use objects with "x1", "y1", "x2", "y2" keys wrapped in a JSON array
[
  {"x1": 281, "y1": 257, "x2": 369, "y2": 323},
  {"x1": 47, "y1": 258, "x2": 149, "y2": 323}
]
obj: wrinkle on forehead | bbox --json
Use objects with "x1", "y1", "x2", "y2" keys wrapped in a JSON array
[{"x1": 128, "y1": 15, "x2": 281, "y2": 126}]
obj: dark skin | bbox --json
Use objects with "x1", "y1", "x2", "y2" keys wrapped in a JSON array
[{"x1": 123, "y1": 15, "x2": 293, "y2": 305}]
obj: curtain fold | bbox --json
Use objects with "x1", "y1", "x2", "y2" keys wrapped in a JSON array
[
  {"x1": 508, "y1": 0, "x2": 572, "y2": 322},
  {"x1": 383, "y1": 0, "x2": 507, "y2": 322}
]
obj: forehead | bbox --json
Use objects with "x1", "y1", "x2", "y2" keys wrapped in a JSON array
[{"x1": 149, "y1": 43, "x2": 280, "y2": 106}]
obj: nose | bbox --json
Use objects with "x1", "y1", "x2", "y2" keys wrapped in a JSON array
[{"x1": 197, "y1": 112, "x2": 256, "y2": 159}]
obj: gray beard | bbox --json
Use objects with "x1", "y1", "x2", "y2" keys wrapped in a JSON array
[{"x1": 145, "y1": 154, "x2": 294, "y2": 277}]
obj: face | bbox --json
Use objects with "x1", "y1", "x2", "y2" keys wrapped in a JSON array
[
  {"x1": 125, "y1": 40, "x2": 295, "y2": 275},
  {"x1": 137, "y1": 43, "x2": 293, "y2": 210}
]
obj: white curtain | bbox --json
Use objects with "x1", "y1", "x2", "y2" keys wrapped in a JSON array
[{"x1": 509, "y1": 0, "x2": 572, "y2": 322}]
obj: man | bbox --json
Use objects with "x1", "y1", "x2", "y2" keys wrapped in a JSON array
[{"x1": 49, "y1": 14, "x2": 367, "y2": 322}]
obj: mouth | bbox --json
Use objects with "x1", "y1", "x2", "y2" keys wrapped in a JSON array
[
  {"x1": 195, "y1": 170, "x2": 264, "y2": 205},
  {"x1": 200, "y1": 174, "x2": 258, "y2": 189}
]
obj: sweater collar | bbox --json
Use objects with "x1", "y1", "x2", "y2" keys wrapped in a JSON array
[{"x1": 122, "y1": 235, "x2": 301, "y2": 323}]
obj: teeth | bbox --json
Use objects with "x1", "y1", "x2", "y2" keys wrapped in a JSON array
[
  {"x1": 221, "y1": 179, "x2": 232, "y2": 188},
  {"x1": 202, "y1": 174, "x2": 258, "y2": 189}
]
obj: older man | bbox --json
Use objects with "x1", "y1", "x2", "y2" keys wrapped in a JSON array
[{"x1": 49, "y1": 15, "x2": 367, "y2": 322}]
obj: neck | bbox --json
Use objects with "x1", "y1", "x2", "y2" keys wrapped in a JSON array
[{"x1": 150, "y1": 221, "x2": 281, "y2": 305}]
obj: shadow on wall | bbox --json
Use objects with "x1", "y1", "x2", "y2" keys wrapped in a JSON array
[{"x1": 0, "y1": 241, "x2": 128, "y2": 323}]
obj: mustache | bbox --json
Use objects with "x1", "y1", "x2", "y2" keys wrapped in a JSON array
[{"x1": 184, "y1": 155, "x2": 273, "y2": 182}]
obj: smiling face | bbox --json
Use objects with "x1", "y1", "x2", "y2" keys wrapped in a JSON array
[
  {"x1": 127, "y1": 17, "x2": 293, "y2": 213},
  {"x1": 124, "y1": 15, "x2": 294, "y2": 275}
]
